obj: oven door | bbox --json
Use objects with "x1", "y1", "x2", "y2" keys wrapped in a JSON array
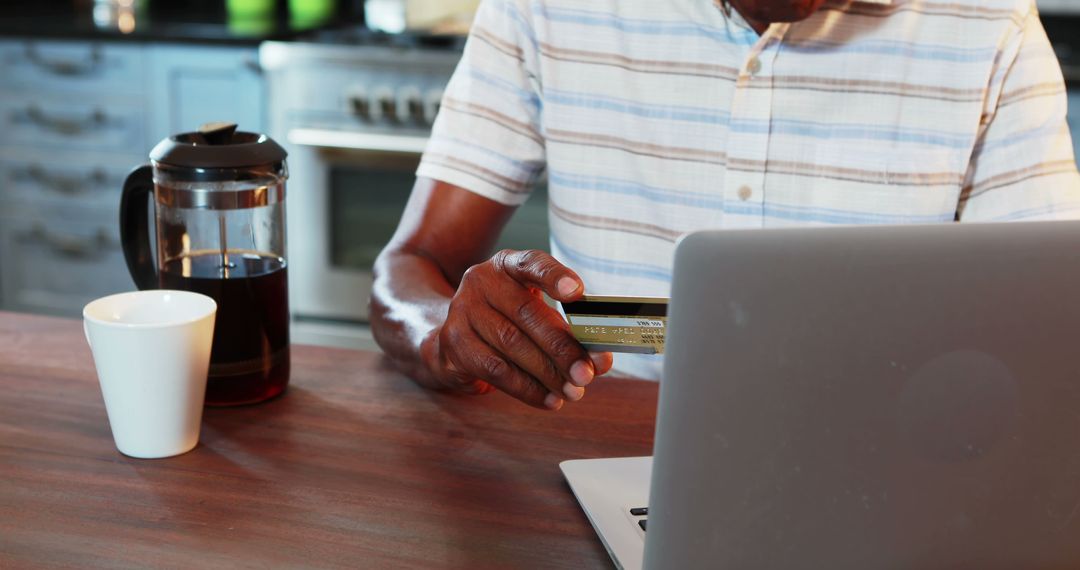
[{"x1": 286, "y1": 128, "x2": 549, "y2": 327}]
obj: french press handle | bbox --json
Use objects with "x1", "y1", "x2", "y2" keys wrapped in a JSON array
[{"x1": 119, "y1": 165, "x2": 158, "y2": 290}]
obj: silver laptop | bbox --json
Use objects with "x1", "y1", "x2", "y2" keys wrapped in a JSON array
[{"x1": 562, "y1": 221, "x2": 1080, "y2": 569}]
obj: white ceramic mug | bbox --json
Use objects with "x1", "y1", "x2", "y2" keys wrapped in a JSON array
[{"x1": 83, "y1": 290, "x2": 217, "y2": 459}]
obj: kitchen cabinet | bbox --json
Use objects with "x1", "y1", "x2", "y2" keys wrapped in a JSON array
[
  {"x1": 0, "y1": 92, "x2": 146, "y2": 152},
  {"x1": 147, "y1": 45, "x2": 264, "y2": 141},
  {"x1": 0, "y1": 37, "x2": 265, "y2": 317},
  {"x1": 0, "y1": 148, "x2": 139, "y2": 215},
  {"x1": 0, "y1": 38, "x2": 139, "y2": 316},
  {"x1": 0, "y1": 215, "x2": 130, "y2": 316},
  {"x1": 0, "y1": 41, "x2": 145, "y2": 95}
]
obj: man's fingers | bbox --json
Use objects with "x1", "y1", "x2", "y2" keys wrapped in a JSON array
[
  {"x1": 487, "y1": 287, "x2": 595, "y2": 391},
  {"x1": 440, "y1": 324, "x2": 562, "y2": 410},
  {"x1": 492, "y1": 249, "x2": 584, "y2": 302},
  {"x1": 590, "y1": 351, "x2": 615, "y2": 376},
  {"x1": 433, "y1": 249, "x2": 597, "y2": 409},
  {"x1": 468, "y1": 305, "x2": 569, "y2": 397}
]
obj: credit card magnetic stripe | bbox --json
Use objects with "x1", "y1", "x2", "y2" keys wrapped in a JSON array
[{"x1": 560, "y1": 300, "x2": 668, "y2": 317}]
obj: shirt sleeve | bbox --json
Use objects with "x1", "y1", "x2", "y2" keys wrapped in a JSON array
[
  {"x1": 416, "y1": 0, "x2": 546, "y2": 206},
  {"x1": 958, "y1": 1, "x2": 1080, "y2": 222}
]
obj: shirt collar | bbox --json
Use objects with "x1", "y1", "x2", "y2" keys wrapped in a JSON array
[{"x1": 717, "y1": 0, "x2": 895, "y2": 35}]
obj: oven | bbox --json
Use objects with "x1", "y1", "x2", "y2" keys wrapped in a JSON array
[
  {"x1": 1044, "y1": 11, "x2": 1080, "y2": 167},
  {"x1": 260, "y1": 42, "x2": 550, "y2": 349}
]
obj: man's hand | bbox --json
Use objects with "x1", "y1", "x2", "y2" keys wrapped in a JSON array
[
  {"x1": 419, "y1": 249, "x2": 614, "y2": 410},
  {"x1": 371, "y1": 179, "x2": 615, "y2": 410}
]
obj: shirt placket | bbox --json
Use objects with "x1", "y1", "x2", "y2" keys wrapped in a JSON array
[{"x1": 723, "y1": 24, "x2": 788, "y2": 229}]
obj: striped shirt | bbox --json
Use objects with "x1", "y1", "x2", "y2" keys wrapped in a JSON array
[{"x1": 417, "y1": 0, "x2": 1080, "y2": 380}]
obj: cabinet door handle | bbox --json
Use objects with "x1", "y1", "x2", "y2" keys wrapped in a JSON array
[
  {"x1": 242, "y1": 55, "x2": 263, "y2": 75},
  {"x1": 24, "y1": 44, "x2": 103, "y2": 77},
  {"x1": 25, "y1": 165, "x2": 108, "y2": 195},
  {"x1": 24, "y1": 105, "x2": 109, "y2": 136},
  {"x1": 26, "y1": 224, "x2": 113, "y2": 259}
]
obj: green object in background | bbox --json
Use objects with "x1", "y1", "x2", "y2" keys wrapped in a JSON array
[
  {"x1": 228, "y1": 16, "x2": 276, "y2": 36},
  {"x1": 227, "y1": 0, "x2": 277, "y2": 36},
  {"x1": 289, "y1": 0, "x2": 336, "y2": 28},
  {"x1": 227, "y1": 0, "x2": 276, "y2": 18}
]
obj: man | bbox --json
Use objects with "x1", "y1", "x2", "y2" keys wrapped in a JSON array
[{"x1": 371, "y1": 0, "x2": 1080, "y2": 410}]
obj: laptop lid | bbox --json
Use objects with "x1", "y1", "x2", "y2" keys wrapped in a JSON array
[{"x1": 645, "y1": 221, "x2": 1080, "y2": 569}]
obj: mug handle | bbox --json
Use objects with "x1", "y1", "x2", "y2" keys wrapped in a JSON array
[{"x1": 119, "y1": 165, "x2": 158, "y2": 290}]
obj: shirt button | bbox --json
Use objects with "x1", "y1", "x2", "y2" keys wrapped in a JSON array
[
  {"x1": 737, "y1": 185, "x2": 753, "y2": 201},
  {"x1": 746, "y1": 57, "x2": 762, "y2": 76}
]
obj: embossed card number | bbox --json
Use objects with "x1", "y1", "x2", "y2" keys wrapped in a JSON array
[{"x1": 561, "y1": 296, "x2": 669, "y2": 355}]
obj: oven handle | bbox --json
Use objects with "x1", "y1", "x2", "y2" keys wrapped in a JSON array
[{"x1": 287, "y1": 129, "x2": 430, "y2": 154}]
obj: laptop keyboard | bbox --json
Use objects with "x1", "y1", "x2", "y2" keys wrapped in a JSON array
[{"x1": 630, "y1": 507, "x2": 648, "y2": 531}]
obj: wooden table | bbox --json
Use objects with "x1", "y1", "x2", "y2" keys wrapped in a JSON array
[{"x1": 0, "y1": 312, "x2": 657, "y2": 568}]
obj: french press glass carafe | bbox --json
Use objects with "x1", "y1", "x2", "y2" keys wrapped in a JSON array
[{"x1": 120, "y1": 123, "x2": 290, "y2": 406}]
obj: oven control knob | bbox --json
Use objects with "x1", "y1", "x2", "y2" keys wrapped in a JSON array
[
  {"x1": 423, "y1": 89, "x2": 444, "y2": 126},
  {"x1": 398, "y1": 87, "x2": 423, "y2": 124},
  {"x1": 347, "y1": 89, "x2": 371, "y2": 121},
  {"x1": 369, "y1": 86, "x2": 395, "y2": 122}
]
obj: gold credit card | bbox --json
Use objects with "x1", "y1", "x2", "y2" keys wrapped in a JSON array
[{"x1": 561, "y1": 295, "x2": 669, "y2": 354}]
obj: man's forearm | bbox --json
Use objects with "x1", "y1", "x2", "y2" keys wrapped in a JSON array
[{"x1": 369, "y1": 245, "x2": 456, "y2": 386}]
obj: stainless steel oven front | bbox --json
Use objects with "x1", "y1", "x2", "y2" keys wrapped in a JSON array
[{"x1": 261, "y1": 42, "x2": 550, "y2": 348}]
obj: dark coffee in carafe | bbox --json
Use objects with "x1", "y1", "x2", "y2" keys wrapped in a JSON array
[
  {"x1": 160, "y1": 253, "x2": 290, "y2": 405},
  {"x1": 121, "y1": 123, "x2": 291, "y2": 406}
]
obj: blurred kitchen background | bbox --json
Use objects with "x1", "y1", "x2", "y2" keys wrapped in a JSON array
[{"x1": 0, "y1": 0, "x2": 1077, "y2": 350}]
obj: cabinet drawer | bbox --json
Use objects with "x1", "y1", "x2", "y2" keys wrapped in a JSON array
[
  {"x1": 0, "y1": 39, "x2": 145, "y2": 95},
  {"x1": 0, "y1": 93, "x2": 145, "y2": 153},
  {"x1": 0, "y1": 150, "x2": 140, "y2": 214},
  {"x1": 0, "y1": 216, "x2": 135, "y2": 317}
]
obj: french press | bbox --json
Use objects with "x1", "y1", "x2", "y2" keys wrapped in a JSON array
[{"x1": 120, "y1": 123, "x2": 291, "y2": 406}]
